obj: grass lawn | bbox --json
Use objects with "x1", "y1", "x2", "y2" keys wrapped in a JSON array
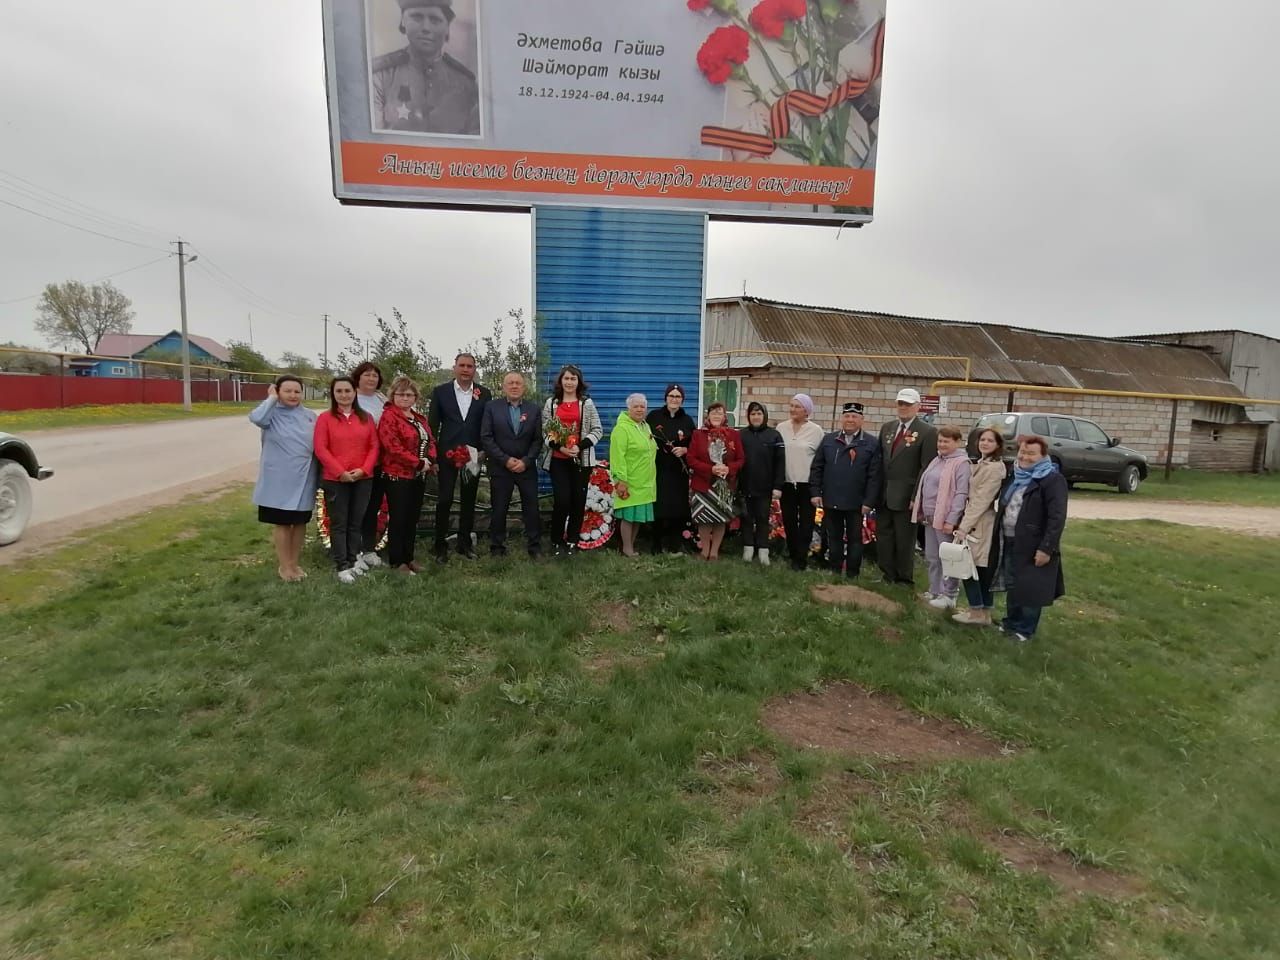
[
  {"x1": 2, "y1": 493, "x2": 1278, "y2": 958},
  {"x1": 1062, "y1": 469, "x2": 1280, "y2": 506},
  {"x1": 4, "y1": 402, "x2": 267, "y2": 432}
]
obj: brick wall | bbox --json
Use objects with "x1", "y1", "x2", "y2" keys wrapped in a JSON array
[{"x1": 736, "y1": 369, "x2": 1191, "y2": 467}]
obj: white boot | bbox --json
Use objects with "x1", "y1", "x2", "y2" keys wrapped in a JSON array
[
  {"x1": 742, "y1": 546, "x2": 755, "y2": 562},
  {"x1": 757, "y1": 548, "x2": 771, "y2": 567}
]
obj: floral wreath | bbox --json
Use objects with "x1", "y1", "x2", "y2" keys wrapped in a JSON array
[{"x1": 577, "y1": 462, "x2": 616, "y2": 550}]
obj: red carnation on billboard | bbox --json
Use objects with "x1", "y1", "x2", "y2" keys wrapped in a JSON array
[
  {"x1": 748, "y1": 0, "x2": 806, "y2": 40},
  {"x1": 687, "y1": 0, "x2": 712, "y2": 9},
  {"x1": 696, "y1": 25, "x2": 750, "y2": 84}
]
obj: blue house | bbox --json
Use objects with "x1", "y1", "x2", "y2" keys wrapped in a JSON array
[{"x1": 73, "y1": 331, "x2": 230, "y2": 377}]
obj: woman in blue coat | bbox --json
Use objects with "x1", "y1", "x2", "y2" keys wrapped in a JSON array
[{"x1": 250, "y1": 375, "x2": 319, "y2": 581}]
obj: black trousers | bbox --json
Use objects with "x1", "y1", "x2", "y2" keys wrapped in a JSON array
[
  {"x1": 322, "y1": 478, "x2": 373, "y2": 570},
  {"x1": 877, "y1": 507, "x2": 918, "y2": 583},
  {"x1": 741, "y1": 493, "x2": 773, "y2": 549},
  {"x1": 435, "y1": 461, "x2": 480, "y2": 554},
  {"x1": 779, "y1": 483, "x2": 815, "y2": 569},
  {"x1": 359, "y1": 472, "x2": 386, "y2": 555},
  {"x1": 548, "y1": 457, "x2": 590, "y2": 547},
  {"x1": 384, "y1": 475, "x2": 426, "y2": 566},
  {"x1": 489, "y1": 468, "x2": 541, "y2": 553},
  {"x1": 824, "y1": 508, "x2": 865, "y2": 577}
]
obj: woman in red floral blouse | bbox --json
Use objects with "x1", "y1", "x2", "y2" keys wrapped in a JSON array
[{"x1": 377, "y1": 376, "x2": 437, "y2": 575}]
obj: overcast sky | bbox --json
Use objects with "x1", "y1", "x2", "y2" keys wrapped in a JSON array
[{"x1": 2, "y1": 1, "x2": 1277, "y2": 367}]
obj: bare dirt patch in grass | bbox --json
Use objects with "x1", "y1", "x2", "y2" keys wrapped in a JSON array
[
  {"x1": 763, "y1": 682, "x2": 1011, "y2": 762},
  {"x1": 876, "y1": 627, "x2": 903, "y2": 645},
  {"x1": 582, "y1": 649, "x2": 653, "y2": 680},
  {"x1": 695, "y1": 750, "x2": 784, "y2": 815},
  {"x1": 810, "y1": 584, "x2": 904, "y2": 617},
  {"x1": 593, "y1": 601, "x2": 635, "y2": 633},
  {"x1": 794, "y1": 770, "x2": 879, "y2": 837},
  {"x1": 986, "y1": 830, "x2": 1142, "y2": 899}
]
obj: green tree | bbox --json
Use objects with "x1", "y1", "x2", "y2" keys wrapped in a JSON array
[
  {"x1": 333, "y1": 309, "x2": 442, "y2": 385},
  {"x1": 227, "y1": 340, "x2": 275, "y2": 373},
  {"x1": 34, "y1": 280, "x2": 134, "y2": 355},
  {"x1": 0, "y1": 342, "x2": 57, "y2": 374},
  {"x1": 464, "y1": 308, "x2": 541, "y2": 397}
]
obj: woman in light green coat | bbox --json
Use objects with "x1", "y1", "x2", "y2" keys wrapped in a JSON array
[{"x1": 610, "y1": 393, "x2": 658, "y2": 557}]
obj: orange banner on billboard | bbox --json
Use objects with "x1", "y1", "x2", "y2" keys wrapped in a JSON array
[{"x1": 340, "y1": 141, "x2": 875, "y2": 209}]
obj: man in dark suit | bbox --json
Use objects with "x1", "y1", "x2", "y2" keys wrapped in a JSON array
[
  {"x1": 810, "y1": 402, "x2": 883, "y2": 578},
  {"x1": 479, "y1": 371, "x2": 543, "y2": 558},
  {"x1": 877, "y1": 388, "x2": 938, "y2": 585},
  {"x1": 428, "y1": 352, "x2": 491, "y2": 562}
]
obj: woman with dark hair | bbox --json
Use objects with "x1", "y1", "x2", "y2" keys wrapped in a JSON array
[
  {"x1": 378, "y1": 376, "x2": 436, "y2": 575},
  {"x1": 314, "y1": 376, "x2": 379, "y2": 583},
  {"x1": 738, "y1": 401, "x2": 783, "y2": 564},
  {"x1": 540, "y1": 364, "x2": 604, "y2": 556},
  {"x1": 994, "y1": 435, "x2": 1068, "y2": 642},
  {"x1": 351, "y1": 361, "x2": 388, "y2": 570},
  {"x1": 952, "y1": 427, "x2": 1009, "y2": 625},
  {"x1": 687, "y1": 402, "x2": 745, "y2": 561},
  {"x1": 646, "y1": 383, "x2": 696, "y2": 553},
  {"x1": 249, "y1": 375, "x2": 318, "y2": 581},
  {"x1": 910, "y1": 424, "x2": 971, "y2": 609}
]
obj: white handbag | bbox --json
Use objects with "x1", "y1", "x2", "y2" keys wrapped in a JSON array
[{"x1": 938, "y1": 539, "x2": 977, "y2": 580}]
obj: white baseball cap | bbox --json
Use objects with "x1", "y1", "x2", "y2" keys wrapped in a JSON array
[{"x1": 895, "y1": 388, "x2": 922, "y2": 404}]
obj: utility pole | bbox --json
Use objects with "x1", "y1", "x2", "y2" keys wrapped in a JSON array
[
  {"x1": 248, "y1": 312, "x2": 254, "y2": 348},
  {"x1": 173, "y1": 239, "x2": 198, "y2": 412},
  {"x1": 322, "y1": 314, "x2": 329, "y2": 372}
]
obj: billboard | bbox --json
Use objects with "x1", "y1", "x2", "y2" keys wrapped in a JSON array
[{"x1": 323, "y1": 0, "x2": 887, "y2": 223}]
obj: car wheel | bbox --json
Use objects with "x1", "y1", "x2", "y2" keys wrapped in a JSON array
[
  {"x1": 1117, "y1": 464, "x2": 1141, "y2": 495},
  {"x1": 0, "y1": 459, "x2": 34, "y2": 545}
]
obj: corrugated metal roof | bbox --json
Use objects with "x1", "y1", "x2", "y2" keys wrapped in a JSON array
[
  {"x1": 96, "y1": 332, "x2": 231, "y2": 363},
  {"x1": 707, "y1": 298, "x2": 1246, "y2": 399}
]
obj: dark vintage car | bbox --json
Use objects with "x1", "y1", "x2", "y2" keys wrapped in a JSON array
[
  {"x1": 0, "y1": 432, "x2": 54, "y2": 545},
  {"x1": 968, "y1": 412, "x2": 1149, "y2": 493}
]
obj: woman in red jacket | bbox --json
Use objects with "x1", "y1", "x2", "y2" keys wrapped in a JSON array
[
  {"x1": 687, "y1": 402, "x2": 745, "y2": 561},
  {"x1": 314, "y1": 375, "x2": 379, "y2": 583},
  {"x1": 377, "y1": 376, "x2": 437, "y2": 576}
]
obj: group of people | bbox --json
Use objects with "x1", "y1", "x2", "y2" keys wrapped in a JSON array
[{"x1": 251, "y1": 360, "x2": 1067, "y2": 640}]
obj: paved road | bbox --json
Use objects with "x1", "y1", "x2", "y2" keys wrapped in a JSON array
[{"x1": 4, "y1": 417, "x2": 261, "y2": 562}]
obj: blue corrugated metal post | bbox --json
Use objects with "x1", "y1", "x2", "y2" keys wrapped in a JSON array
[{"x1": 533, "y1": 207, "x2": 706, "y2": 460}]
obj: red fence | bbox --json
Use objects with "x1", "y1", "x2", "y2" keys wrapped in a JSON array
[{"x1": 0, "y1": 374, "x2": 271, "y2": 411}]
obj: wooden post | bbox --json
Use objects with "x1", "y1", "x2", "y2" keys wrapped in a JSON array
[
  {"x1": 59, "y1": 354, "x2": 65, "y2": 408},
  {"x1": 1164, "y1": 398, "x2": 1179, "y2": 480},
  {"x1": 831, "y1": 358, "x2": 843, "y2": 427}
]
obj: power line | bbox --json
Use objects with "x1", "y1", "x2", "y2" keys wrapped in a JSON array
[
  {"x1": 188, "y1": 248, "x2": 309, "y2": 321},
  {"x1": 190, "y1": 261, "x2": 309, "y2": 324},
  {"x1": 0, "y1": 196, "x2": 170, "y2": 252},
  {"x1": 0, "y1": 180, "x2": 167, "y2": 244},
  {"x1": 0, "y1": 255, "x2": 171, "y2": 306},
  {"x1": 0, "y1": 166, "x2": 170, "y2": 241}
]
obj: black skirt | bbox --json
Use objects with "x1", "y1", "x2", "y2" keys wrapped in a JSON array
[{"x1": 258, "y1": 505, "x2": 313, "y2": 526}]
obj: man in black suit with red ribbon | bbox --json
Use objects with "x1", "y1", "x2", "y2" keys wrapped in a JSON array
[{"x1": 428, "y1": 352, "x2": 491, "y2": 562}]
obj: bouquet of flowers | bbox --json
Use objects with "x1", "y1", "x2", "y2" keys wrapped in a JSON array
[
  {"x1": 544, "y1": 414, "x2": 579, "y2": 450},
  {"x1": 445, "y1": 444, "x2": 481, "y2": 485},
  {"x1": 689, "y1": 0, "x2": 885, "y2": 170}
]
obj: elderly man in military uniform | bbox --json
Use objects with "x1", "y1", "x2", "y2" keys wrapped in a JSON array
[{"x1": 372, "y1": 0, "x2": 480, "y2": 135}]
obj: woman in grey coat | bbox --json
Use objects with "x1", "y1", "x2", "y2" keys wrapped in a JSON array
[{"x1": 250, "y1": 375, "x2": 319, "y2": 581}]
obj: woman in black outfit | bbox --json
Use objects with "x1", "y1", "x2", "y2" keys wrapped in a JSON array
[
  {"x1": 646, "y1": 384, "x2": 696, "y2": 553},
  {"x1": 737, "y1": 401, "x2": 784, "y2": 564}
]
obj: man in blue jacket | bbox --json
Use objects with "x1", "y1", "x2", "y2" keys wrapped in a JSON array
[{"x1": 810, "y1": 402, "x2": 883, "y2": 578}]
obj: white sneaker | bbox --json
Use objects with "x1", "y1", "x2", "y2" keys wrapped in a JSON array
[
  {"x1": 352, "y1": 558, "x2": 369, "y2": 575},
  {"x1": 919, "y1": 591, "x2": 937, "y2": 601},
  {"x1": 360, "y1": 552, "x2": 383, "y2": 568},
  {"x1": 758, "y1": 548, "x2": 770, "y2": 567},
  {"x1": 337, "y1": 569, "x2": 358, "y2": 584},
  {"x1": 742, "y1": 546, "x2": 755, "y2": 562},
  {"x1": 928, "y1": 595, "x2": 957, "y2": 610},
  {"x1": 1013, "y1": 633, "x2": 1031, "y2": 643}
]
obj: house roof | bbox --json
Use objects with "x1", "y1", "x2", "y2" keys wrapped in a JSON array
[
  {"x1": 95, "y1": 332, "x2": 230, "y2": 364},
  {"x1": 705, "y1": 297, "x2": 1246, "y2": 399}
]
